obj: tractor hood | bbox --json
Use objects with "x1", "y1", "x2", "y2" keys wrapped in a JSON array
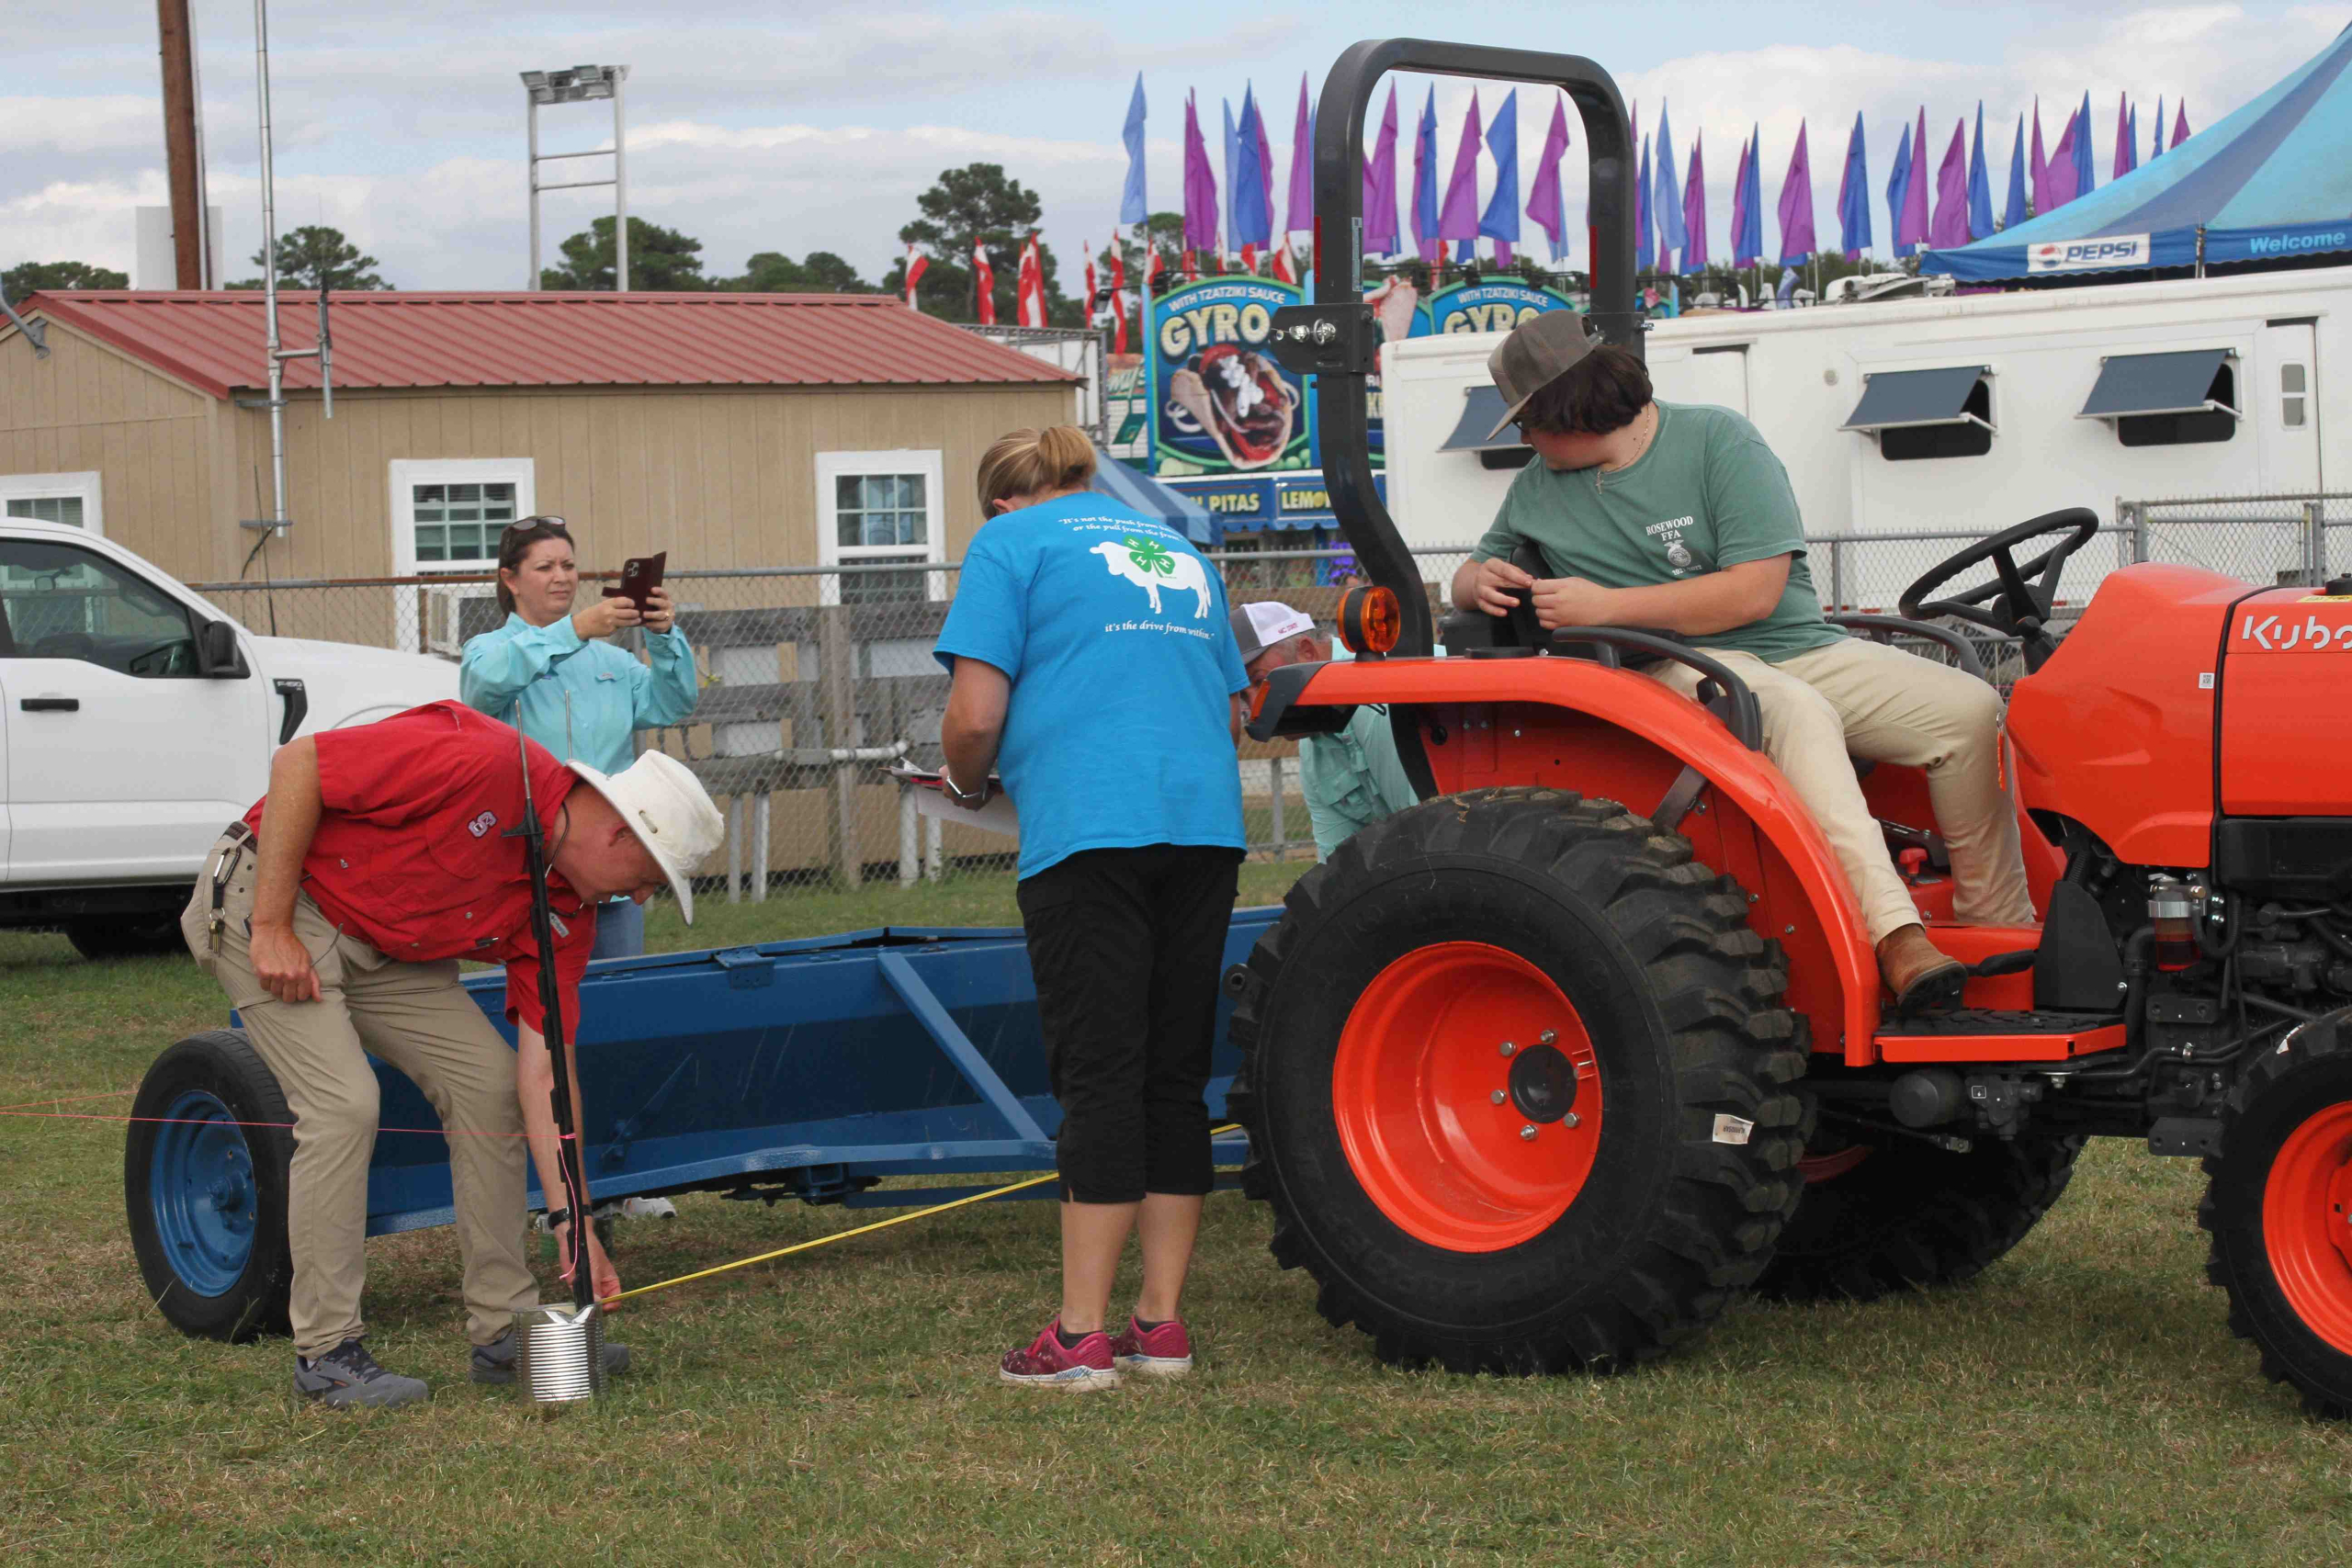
[{"x1": 2219, "y1": 585, "x2": 2352, "y2": 818}]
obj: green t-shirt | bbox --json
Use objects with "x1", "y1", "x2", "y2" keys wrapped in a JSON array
[{"x1": 1473, "y1": 401, "x2": 1844, "y2": 664}]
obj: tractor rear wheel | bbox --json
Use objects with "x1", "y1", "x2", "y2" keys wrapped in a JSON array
[
  {"x1": 1226, "y1": 787, "x2": 1808, "y2": 1375},
  {"x1": 1755, "y1": 1125, "x2": 2082, "y2": 1302},
  {"x1": 2200, "y1": 1013, "x2": 2352, "y2": 1417}
]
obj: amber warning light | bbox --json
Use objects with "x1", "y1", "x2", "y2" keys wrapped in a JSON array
[{"x1": 1339, "y1": 585, "x2": 1400, "y2": 658}]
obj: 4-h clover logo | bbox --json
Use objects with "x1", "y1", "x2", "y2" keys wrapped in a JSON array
[{"x1": 1123, "y1": 536, "x2": 1176, "y2": 576}]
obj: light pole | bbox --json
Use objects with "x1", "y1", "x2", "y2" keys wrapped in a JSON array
[{"x1": 522, "y1": 64, "x2": 629, "y2": 291}]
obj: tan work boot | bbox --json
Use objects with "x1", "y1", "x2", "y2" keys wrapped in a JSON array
[{"x1": 1877, "y1": 923, "x2": 1967, "y2": 1014}]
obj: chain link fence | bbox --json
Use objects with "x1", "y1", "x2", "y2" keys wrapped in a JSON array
[{"x1": 182, "y1": 503, "x2": 2344, "y2": 903}]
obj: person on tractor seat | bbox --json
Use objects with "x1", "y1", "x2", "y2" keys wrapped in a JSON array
[
  {"x1": 1451, "y1": 311, "x2": 2035, "y2": 1010},
  {"x1": 1230, "y1": 600, "x2": 1419, "y2": 861}
]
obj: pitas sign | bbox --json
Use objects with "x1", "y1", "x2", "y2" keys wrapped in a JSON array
[{"x1": 1150, "y1": 278, "x2": 1310, "y2": 477}]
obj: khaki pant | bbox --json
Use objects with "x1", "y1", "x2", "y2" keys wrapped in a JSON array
[
  {"x1": 1647, "y1": 637, "x2": 2035, "y2": 944},
  {"x1": 181, "y1": 830, "x2": 537, "y2": 1359}
]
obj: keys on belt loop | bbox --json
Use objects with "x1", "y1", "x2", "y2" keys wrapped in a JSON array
[{"x1": 208, "y1": 823, "x2": 258, "y2": 954}]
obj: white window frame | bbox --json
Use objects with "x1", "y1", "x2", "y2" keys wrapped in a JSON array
[
  {"x1": 388, "y1": 457, "x2": 536, "y2": 576},
  {"x1": 0, "y1": 470, "x2": 104, "y2": 536},
  {"x1": 816, "y1": 448, "x2": 946, "y2": 606}
]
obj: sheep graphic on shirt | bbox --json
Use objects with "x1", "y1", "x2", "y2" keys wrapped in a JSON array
[{"x1": 1091, "y1": 536, "x2": 1212, "y2": 618}]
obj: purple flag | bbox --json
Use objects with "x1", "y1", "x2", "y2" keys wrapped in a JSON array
[
  {"x1": 2173, "y1": 100, "x2": 2190, "y2": 149},
  {"x1": 1439, "y1": 89, "x2": 1485, "y2": 258},
  {"x1": 2112, "y1": 93, "x2": 2133, "y2": 180},
  {"x1": 2030, "y1": 98, "x2": 2048, "y2": 214},
  {"x1": 1929, "y1": 118, "x2": 1970, "y2": 248},
  {"x1": 1363, "y1": 84, "x2": 1400, "y2": 255},
  {"x1": 1182, "y1": 92, "x2": 1218, "y2": 252},
  {"x1": 1525, "y1": 94, "x2": 1571, "y2": 260},
  {"x1": 2152, "y1": 96, "x2": 2165, "y2": 161},
  {"x1": 1285, "y1": 73, "x2": 1312, "y2": 236},
  {"x1": 1899, "y1": 106, "x2": 1931, "y2": 246},
  {"x1": 1727, "y1": 132, "x2": 1751, "y2": 268},
  {"x1": 2045, "y1": 107, "x2": 2081, "y2": 209},
  {"x1": 1777, "y1": 118, "x2": 1815, "y2": 263},
  {"x1": 1681, "y1": 131, "x2": 1708, "y2": 269}
]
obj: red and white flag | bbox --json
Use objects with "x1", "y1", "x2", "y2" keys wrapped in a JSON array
[
  {"x1": 1015, "y1": 234, "x2": 1046, "y2": 328},
  {"x1": 1083, "y1": 242, "x2": 1098, "y2": 316},
  {"x1": 972, "y1": 238, "x2": 996, "y2": 325},
  {"x1": 902, "y1": 245, "x2": 928, "y2": 310},
  {"x1": 1182, "y1": 248, "x2": 1198, "y2": 281},
  {"x1": 1240, "y1": 243, "x2": 1259, "y2": 274},
  {"x1": 1108, "y1": 248, "x2": 1128, "y2": 355},
  {"x1": 1270, "y1": 240, "x2": 1296, "y2": 285}
]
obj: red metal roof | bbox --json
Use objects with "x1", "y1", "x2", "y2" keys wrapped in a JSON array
[{"x1": 16, "y1": 289, "x2": 1080, "y2": 399}]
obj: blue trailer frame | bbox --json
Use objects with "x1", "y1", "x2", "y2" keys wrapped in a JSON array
[{"x1": 354, "y1": 908, "x2": 1280, "y2": 1237}]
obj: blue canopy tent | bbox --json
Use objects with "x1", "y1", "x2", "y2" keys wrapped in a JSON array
[
  {"x1": 1089, "y1": 446, "x2": 1220, "y2": 547},
  {"x1": 1924, "y1": 26, "x2": 2352, "y2": 282}
]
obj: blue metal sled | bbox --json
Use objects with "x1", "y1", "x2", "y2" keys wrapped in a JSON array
[{"x1": 358, "y1": 908, "x2": 1280, "y2": 1237}]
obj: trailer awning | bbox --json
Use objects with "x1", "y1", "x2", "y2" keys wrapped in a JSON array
[
  {"x1": 1439, "y1": 385, "x2": 1530, "y2": 451},
  {"x1": 1840, "y1": 366, "x2": 1994, "y2": 432},
  {"x1": 2076, "y1": 348, "x2": 2240, "y2": 422}
]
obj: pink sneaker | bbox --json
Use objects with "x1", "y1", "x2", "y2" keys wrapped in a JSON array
[
  {"x1": 998, "y1": 1320, "x2": 1122, "y2": 1391},
  {"x1": 1109, "y1": 1315, "x2": 1193, "y2": 1378}
]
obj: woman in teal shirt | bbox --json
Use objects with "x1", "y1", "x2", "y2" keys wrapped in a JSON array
[{"x1": 460, "y1": 517, "x2": 700, "y2": 957}]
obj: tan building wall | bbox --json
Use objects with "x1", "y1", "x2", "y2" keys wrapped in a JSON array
[
  {"x1": 223, "y1": 380, "x2": 1077, "y2": 585},
  {"x1": 0, "y1": 321, "x2": 232, "y2": 573}
]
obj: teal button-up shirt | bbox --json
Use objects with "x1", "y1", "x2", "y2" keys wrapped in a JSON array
[
  {"x1": 1298, "y1": 705, "x2": 1419, "y2": 862},
  {"x1": 459, "y1": 612, "x2": 699, "y2": 777}
]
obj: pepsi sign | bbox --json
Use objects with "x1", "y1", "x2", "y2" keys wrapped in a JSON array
[{"x1": 2026, "y1": 234, "x2": 2152, "y2": 273}]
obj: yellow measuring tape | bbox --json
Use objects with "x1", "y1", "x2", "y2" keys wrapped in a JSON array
[{"x1": 603, "y1": 1123, "x2": 1242, "y2": 1307}]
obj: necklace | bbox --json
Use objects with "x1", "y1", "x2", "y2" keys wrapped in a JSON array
[{"x1": 1593, "y1": 404, "x2": 1658, "y2": 487}]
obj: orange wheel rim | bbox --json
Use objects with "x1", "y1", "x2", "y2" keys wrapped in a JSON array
[
  {"x1": 2262, "y1": 1100, "x2": 2352, "y2": 1357},
  {"x1": 1797, "y1": 1145, "x2": 1871, "y2": 1184},
  {"x1": 1331, "y1": 942, "x2": 1602, "y2": 1252}
]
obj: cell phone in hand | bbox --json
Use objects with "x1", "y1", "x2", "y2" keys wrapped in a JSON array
[{"x1": 602, "y1": 551, "x2": 667, "y2": 615}]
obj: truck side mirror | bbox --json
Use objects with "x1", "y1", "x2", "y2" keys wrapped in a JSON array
[{"x1": 195, "y1": 617, "x2": 247, "y2": 678}]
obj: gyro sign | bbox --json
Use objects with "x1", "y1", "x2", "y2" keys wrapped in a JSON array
[{"x1": 1150, "y1": 278, "x2": 1311, "y2": 477}]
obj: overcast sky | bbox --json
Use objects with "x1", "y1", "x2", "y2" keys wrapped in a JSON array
[{"x1": 3, "y1": 2, "x2": 2343, "y2": 288}]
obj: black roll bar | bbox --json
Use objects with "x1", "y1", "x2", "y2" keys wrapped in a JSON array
[{"x1": 1269, "y1": 39, "x2": 1639, "y2": 661}]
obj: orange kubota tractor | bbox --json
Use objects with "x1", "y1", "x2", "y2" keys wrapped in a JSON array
[{"x1": 1233, "y1": 39, "x2": 2352, "y2": 1416}]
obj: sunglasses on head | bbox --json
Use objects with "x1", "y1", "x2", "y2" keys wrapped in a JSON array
[{"x1": 504, "y1": 515, "x2": 571, "y2": 537}]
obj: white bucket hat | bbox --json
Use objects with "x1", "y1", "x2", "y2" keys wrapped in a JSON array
[{"x1": 564, "y1": 750, "x2": 725, "y2": 923}]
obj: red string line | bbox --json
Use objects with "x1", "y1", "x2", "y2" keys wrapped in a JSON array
[{"x1": 0, "y1": 1107, "x2": 569, "y2": 1139}]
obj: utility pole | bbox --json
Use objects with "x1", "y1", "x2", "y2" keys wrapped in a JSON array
[{"x1": 156, "y1": 0, "x2": 210, "y2": 288}]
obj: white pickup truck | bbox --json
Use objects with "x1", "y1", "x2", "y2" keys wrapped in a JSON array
[{"x1": 0, "y1": 518, "x2": 456, "y2": 957}]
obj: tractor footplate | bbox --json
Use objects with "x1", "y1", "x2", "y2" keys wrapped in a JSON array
[{"x1": 1875, "y1": 1009, "x2": 2127, "y2": 1064}]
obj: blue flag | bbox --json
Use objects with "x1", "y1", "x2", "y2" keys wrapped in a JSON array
[
  {"x1": 1885, "y1": 122, "x2": 1915, "y2": 259},
  {"x1": 1655, "y1": 101, "x2": 1686, "y2": 261},
  {"x1": 1635, "y1": 131, "x2": 1654, "y2": 271},
  {"x1": 2072, "y1": 89, "x2": 2095, "y2": 199},
  {"x1": 2002, "y1": 114, "x2": 2028, "y2": 230},
  {"x1": 1479, "y1": 88, "x2": 1521, "y2": 253},
  {"x1": 1837, "y1": 110, "x2": 1871, "y2": 259},
  {"x1": 1120, "y1": 74, "x2": 1148, "y2": 225},
  {"x1": 1221, "y1": 99, "x2": 1240, "y2": 257},
  {"x1": 1234, "y1": 85, "x2": 1273, "y2": 247},
  {"x1": 1967, "y1": 102, "x2": 1995, "y2": 240},
  {"x1": 1737, "y1": 124, "x2": 1765, "y2": 265},
  {"x1": 1411, "y1": 86, "x2": 1442, "y2": 261}
]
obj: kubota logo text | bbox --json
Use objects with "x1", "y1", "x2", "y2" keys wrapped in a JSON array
[{"x1": 2239, "y1": 614, "x2": 2352, "y2": 651}]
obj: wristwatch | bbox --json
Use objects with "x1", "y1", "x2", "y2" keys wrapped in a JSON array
[{"x1": 941, "y1": 769, "x2": 989, "y2": 806}]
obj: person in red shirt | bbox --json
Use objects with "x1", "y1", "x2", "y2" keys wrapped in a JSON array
[{"x1": 180, "y1": 700, "x2": 722, "y2": 1408}]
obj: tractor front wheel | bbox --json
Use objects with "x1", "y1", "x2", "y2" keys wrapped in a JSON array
[
  {"x1": 2201, "y1": 1013, "x2": 2352, "y2": 1417},
  {"x1": 1227, "y1": 788, "x2": 1808, "y2": 1375}
]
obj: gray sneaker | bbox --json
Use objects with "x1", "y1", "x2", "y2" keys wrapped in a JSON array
[
  {"x1": 470, "y1": 1326, "x2": 631, "y2": 1385},
  {"x1": 294, "y1": 1339, "x2": 430, "y2": 1410}
]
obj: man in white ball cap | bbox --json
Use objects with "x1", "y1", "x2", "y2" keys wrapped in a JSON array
[
  {"x1": 1231, "y1": 601, "x2": 1419, "y2": 861},
  {"x1": 182, "y1": 700, "x2": 724, "y2": 1408}
]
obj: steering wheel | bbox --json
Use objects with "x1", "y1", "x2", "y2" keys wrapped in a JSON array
[
  {"x1": 1898, "y1": 507, "x2": 2100, "y2": 642},
  {"x1": 124, "y1": 639, "x2": 195, "y2": 677}
]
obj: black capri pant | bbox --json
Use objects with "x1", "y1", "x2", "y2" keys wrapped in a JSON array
[{"x1": 1016, "y1": 843, "x2": 1243, "y2": 1204}]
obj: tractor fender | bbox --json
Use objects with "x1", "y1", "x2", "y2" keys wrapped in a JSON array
[{"x1": 1269, "y1": 656, "x2": 1883, "y2": 1060}]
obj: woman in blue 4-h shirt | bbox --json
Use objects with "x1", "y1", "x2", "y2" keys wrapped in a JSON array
[
  {"x1": 460, "y1": 516, "x2": 699, "y2": 958},
  {"x1": 935, "y1": 425, "x2": 1249, "y2": 1392}
]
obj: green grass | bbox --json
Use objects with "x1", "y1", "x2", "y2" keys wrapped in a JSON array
[{"x1": 4, "y1": 867, "x2": 2349, "y2": 1565}]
